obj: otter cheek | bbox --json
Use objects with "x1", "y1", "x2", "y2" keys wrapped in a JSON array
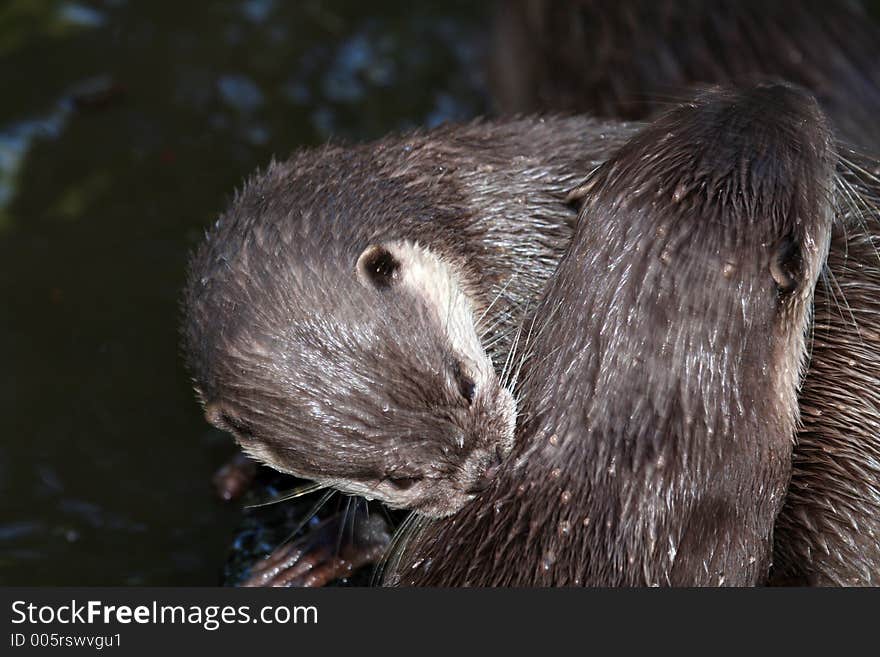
[{"x1": 420, "y1": 489, "x2": 474, "y2": 519}]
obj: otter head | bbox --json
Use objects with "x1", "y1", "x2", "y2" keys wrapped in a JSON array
[
  {"x1": 183, "y1": 170, "x2": 515, "y2": 517},
  {"x1": 560, "y1": 81, "x2": 837, "y2": 450}
]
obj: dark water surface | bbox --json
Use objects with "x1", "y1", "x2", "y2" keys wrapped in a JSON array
[{"x1": 0, "y1": 0, "x2": 488, "y2": 585}]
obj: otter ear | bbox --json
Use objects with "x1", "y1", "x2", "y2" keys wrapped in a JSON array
[
  {"x1": 357, "y1": 244, "x2": 401, "y2": 289},
  {"x1": 770, "y1": 234, "x2": 802, "y2": 295}
]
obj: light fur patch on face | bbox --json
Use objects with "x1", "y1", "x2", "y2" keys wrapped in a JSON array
[
  {"x1": 238, "y1": 440, "x2": 306, "y2": 479},
  {"x1": 383, "y1": 239, "x2": 494, "y2": 381}
]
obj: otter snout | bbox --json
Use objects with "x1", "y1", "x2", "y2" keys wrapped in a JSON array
[{"x1": 464, "y1": 447, "x2": 506, "y2": 495}]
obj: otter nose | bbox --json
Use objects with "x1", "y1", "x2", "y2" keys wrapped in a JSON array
[{"x1": 466, "y1": 449, "x2": 505, "y2": 494}]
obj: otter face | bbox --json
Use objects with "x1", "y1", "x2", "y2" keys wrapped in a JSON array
[
  {"x1": 562, "y1": 81, "x2": 836, "y2": 457},
  {"x1": 189, "y1": 232, "x2": 515, "y2": 519}
]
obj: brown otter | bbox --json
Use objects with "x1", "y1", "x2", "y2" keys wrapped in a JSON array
[
  {"x1": 189, "y1": 121, "x2": 877, "y2": 587},
  {"x1": 484, "y1": 0, "x2": 880, "y2": 587},
  {"x1": 182, "y1": 116, "x2": 637, "y2": 519},
  {"x1": 196, "y1": 3, "x2": 880, "y2": 581},
  {"x1": 489, "y1": 0, "x2": 880, "y2": 586},
  {"x1": 189, "y1": 122, "x2": 878, "y2": 587},
  {"x1": 385, "y1": 82, "x2": 837, "y2": 586}
]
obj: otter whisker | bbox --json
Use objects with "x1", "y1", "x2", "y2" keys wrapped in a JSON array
[
  {"x1": 836, "y1": 169, "x2": 880, "y2": 270},
  {"x1": 384, "y1": 514, "x2": 430, "y2": 582},
  {"x1": 482, "y1": 322, "x2": 524, "y2": 354},
  {"x1": 838, "y1": 151, "x2": 880, "y2": 187},
  {"x1": 499, "y1": 311, "x2": 526, "y2": 390},
  {"x1": 335, "y1": 496, "x2": 355, "y2": 557},
  {"x1": 826, "y1": 262, "x2": 863, "y2": 344},
  {"x1": 372, "y1": 511, "x2": 419, "y2": 586},
  {"x1": 507, "y1": 302, "x2": 538, "y2": 395},
  {"x1": 480, "y1": 300, "x2": 525, "y2": 338},
  {"x1": 265, "y1": 488, "x2": 336, "y2": 558},
  {"x1": 245, "y1": 481, "x2": 328, "y2": 509},
  {"x1": 477, "y1": 266, "x2": 523, "y2": 330}
]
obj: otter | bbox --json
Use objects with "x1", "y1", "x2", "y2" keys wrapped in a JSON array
[
  {"x1": 182, "y1": 116, "x2": 637, "y2": 519},
  {"x1": 190, "y1": 1, "x2": 880, "y2": 586},
  {"x1": 384, "y1": 82, "x2": 837, "y2": 586},
  {"x1": 191, "y1": 119, "x2": 878, "y2": 587},
  {"x1": 192, "y1": 120, "x2": 878, "y2": 587},
  {"x1": 489, "y1": 0, "x2": 880, "y2": 586}
]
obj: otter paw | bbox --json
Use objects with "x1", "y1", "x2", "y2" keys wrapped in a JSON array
[{"x1": 240, "y1": 513, "x2": 391, "y2": 587}]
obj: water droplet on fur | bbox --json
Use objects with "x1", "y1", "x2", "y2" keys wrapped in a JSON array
[
  {"x1": 541, "y1": 551, "x2": 557, "y2": 571},
  {"x1": 560, "y1": 490, "x2": 572, "y2": 504},
  {"x1": 558, "y1": 520, "x2": 571, "y2": 536}
]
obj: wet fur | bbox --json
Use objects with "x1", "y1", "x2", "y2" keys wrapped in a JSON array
[
  {"x1": 184, "y1": 0, "x2": 880, "y2": 577},
  {"x1": 185, "y1": 113, "x2": 879, "y2": 583},
  {"x1": 182, "y1": 117, "x2": 636, "y2": 517},
  {"x1": 386, "y1": 84, "x2": 836, "y2": 586},
  {"x1": 491, "y1": 0, "x2": 880, "y2": 585},
  {"x1": 771, "y1": 177, "x2": 880, "y2": 585}
]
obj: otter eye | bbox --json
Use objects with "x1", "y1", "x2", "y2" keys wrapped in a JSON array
[
  {"x1": 387, "y1": 475, "x2": 422, "y2": 490},
  {"x1": 357, "y1": 245, "x2": 401, "y2": 289},
  {"x1": 770, "y1": 235, "x2": 802, "y2": 295},
  {"x1": 452, "y1": 361, "x2": 476, "y2": 405}
]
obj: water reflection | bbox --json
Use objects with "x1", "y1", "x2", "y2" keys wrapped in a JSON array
[{"x1": 0, "y1": 0, "x2": 488, "y2": 584}]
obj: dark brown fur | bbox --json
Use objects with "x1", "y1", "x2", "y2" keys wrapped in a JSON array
[
  {"x1": 490, "y1": 0, "x2": 880, "y2": 586},
  {"x1": 492, "y1": 0, "x2": 880, "y2": 151},
  {"x1": 182, "y1": 117, "x2": 635, "y2": 518},
  {"x1": 771, "y1": 188, "x2": 880, "y2": 585},
  {"x1": 386, "y1": 83, "x2": 836, "y2": 586}
]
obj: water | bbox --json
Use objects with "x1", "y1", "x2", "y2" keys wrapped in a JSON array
[{"x1": 0, "y1": 0, "x2": 488, "y2": 585}]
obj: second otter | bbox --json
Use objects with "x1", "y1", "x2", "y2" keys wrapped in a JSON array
[
  {"x1": 490, "y1": 0, "x2": 880, "y2": 586},
  {"x1": 387, "y1": 83, "x2": 836, "y2": 586}
]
